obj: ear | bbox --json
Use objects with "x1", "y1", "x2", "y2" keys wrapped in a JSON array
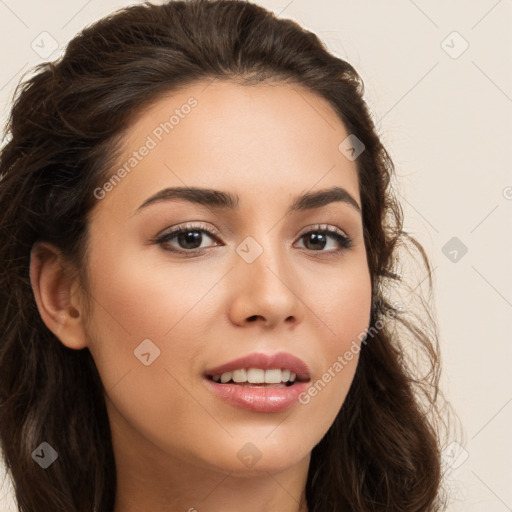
[{"x1": 29, "y1": 241, "x2": 88, "y2": 350}]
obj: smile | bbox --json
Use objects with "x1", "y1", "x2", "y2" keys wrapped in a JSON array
[{"x1": 208, "y1": 368, "x2": 301, "y2": 385}]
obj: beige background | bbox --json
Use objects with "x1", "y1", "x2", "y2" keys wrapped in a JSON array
[{"x1": 1, "y1": 1, "x2": 511, "y2": 510}]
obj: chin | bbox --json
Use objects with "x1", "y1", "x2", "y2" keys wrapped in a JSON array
[{"x1": 198, "y1": 435, "x2": 313, "y2": 476}]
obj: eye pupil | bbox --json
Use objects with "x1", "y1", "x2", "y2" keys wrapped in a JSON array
[
  {"x1": 178, "y1": 230, "x2": 202, "y2": 249},
  {"x1": 304, "y1": 232, "x2": 327, "y2": 251}
]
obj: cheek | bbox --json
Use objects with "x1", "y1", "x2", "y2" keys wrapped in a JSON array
[
  {"x1": 300, "y1": 258, "x2": 372, "y2": 416},
  {"x1": 81, "y1": 245, "x2": 218, "y2": 460},
  {"x1": 308, "y1": 252, "x2": 372, "y2": 348},
  {"x1": 327, "y1": 268, "x2": 372, "y2": 351},
  {"x1": 80, "y1": 241, "x2": 213, "y2": 393},
  {"x1": 83, "y1": 238, "x2": 222, "y2": 340}
]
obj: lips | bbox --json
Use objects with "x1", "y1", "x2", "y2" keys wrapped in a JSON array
[
  {"x1": 203, "y1": 352, "x2": 312, "y2": 412},
  {"x1": 203, "y1": 351, "x2": 311, "y2": 383},
  {"x1": 203, "y1": 378, "x2": 311, "y2": 413}
]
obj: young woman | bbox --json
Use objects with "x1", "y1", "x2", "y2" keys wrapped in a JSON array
[{"x1": 0, "y1": 1, "x2": 448, "y2": 510}]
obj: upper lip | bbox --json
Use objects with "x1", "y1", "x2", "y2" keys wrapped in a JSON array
[{"x1": 204, "y1": 351, "x2": 311, "y2": 381}]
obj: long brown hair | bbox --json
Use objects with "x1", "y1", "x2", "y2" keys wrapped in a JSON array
[{"x1": 0, "y1": 1, "x2": 449, "y2": 510}]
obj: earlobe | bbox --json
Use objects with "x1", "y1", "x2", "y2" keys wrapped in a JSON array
[{"x1": 29, "y1": 241, "x2": 88, "y2": 350}]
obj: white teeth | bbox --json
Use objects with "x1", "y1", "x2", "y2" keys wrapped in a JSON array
[
  {"x1": 214, "y1": 368, "x2": 298, "y2": 384},
  {"x1": 220, "y1": 372, "x2": 232, "y2": 383},
  {"x1": 246, "y1": 368, "x2": 265, "y2": 383},
  {"x1": 232, "y1": 369, "x2": 247, "y2": 383},
  {"x1": 264, "y1": 369, "x2": 282, "y2": 384}
]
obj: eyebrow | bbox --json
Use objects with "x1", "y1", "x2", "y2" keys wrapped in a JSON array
[{"x1": 134, "y1": 185, "x2": 361, "y2": 216}]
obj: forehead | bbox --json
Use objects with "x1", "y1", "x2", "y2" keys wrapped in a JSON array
[{"x1": 96, "y1": 79, "x2": 361, "y2": 217}]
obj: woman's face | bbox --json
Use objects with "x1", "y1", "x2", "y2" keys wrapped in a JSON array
[{"x1": 81, "y1": 79, "x2": 372, "y2": 475}]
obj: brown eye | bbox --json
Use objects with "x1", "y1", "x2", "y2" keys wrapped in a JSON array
[
  {"x1": 297, "y1": 226, "x2": 352, "y2": 252},
  {"x1": 155, "y1": 224, "x2": 221, "y2": 254},
  {"x1": 171, "y1": 230, "x2": 207, "y2": 250}
]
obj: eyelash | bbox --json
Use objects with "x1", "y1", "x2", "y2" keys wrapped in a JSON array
[{"x1": 154, "y1": 223, "x2": 353, "y2": 256}]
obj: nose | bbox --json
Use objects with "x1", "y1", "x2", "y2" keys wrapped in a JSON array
[{"x1": 228, "y1": 237, "x2": 304, "y2": 329}]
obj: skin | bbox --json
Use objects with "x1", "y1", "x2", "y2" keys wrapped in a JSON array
[{"x1": 30, "y1": 79, "x2": 372, "y2": 512}]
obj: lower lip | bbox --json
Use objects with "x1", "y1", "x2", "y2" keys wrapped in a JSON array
[{"x1": 203, "y1": 378, "x2": 310, "y2": 413}]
